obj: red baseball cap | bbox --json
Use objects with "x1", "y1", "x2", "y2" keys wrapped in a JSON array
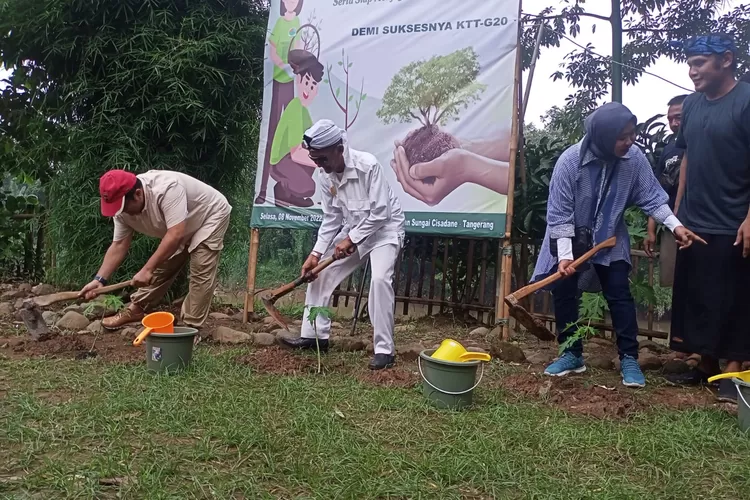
[{"x1": 99, "y1": 170, "x2": 138, "y2": 217}]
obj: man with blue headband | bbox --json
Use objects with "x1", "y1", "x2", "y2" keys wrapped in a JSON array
[{"x1": 665, "y1": 34, "x2": 750, "y2": 402}]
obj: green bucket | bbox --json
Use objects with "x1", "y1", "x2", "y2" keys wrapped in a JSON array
[
  {"x1": 733, "y1": 378, "x2": 750, "y2": 433},
  {"x1": 144, "y1": 326, "x2": 198, "y2": 374},
  {"x1": 418, "y1": 349, "x2": 485, "y2": 410}
]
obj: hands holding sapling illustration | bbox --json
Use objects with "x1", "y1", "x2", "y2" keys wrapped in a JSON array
[{"x1": 389, "y1": 132, "x2": 511, "y2": 206}]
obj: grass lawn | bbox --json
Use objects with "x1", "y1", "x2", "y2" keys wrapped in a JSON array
[{"x1": 1, "y1": 347, "x2": 749, "y2": 499}]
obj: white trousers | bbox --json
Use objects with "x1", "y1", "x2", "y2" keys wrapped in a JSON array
[{"x1": 301, "y1": 243, "x2": 399, "y2": 355}]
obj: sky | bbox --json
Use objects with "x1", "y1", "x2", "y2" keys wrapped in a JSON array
[{"x1": 521, "y1": 0, "x2": 700, "y2": 127}]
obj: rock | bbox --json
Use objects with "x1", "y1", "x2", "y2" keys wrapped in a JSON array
[
  {"x1": 42, "y1": 311, "x2": 59, "y2": 326},
  {"x1": 588, "y1": 355, "x2": 614, "y2": 370},
  {"x1": 638, "y1": 340, "x2": 667, "y2": 354},
  {"x1": 213, "y1": 326, "x2": 252, "y2": 344},
  {"x1": 525, "y1": 351, "x2": 556, "y2": 365},
  {"x1": 252, "y1": 332, "x2": 277, "y2": 346},
  {"x1": 209, "y1": 312, "x2": 232, "y2": 321},
  {"x1": 1, "y1": 290, "x2": 22, "y2": 301},
  {"x1": 638, "y1": 352, "x2": 663, "y2": 371},
  {"x1": 490, "y1": 326, "x2": 502, "y2": 338},
  {"x1": 489, "y1": 340, "x2": 526, "y2": 363},
  {"x1": 81, "y1": 302, "x2": 119, "y2": 320},
  {"x1": 587, "y1": 337, "x2": 613, "y2": 348},
  {"x1": 17, "y1": 283, "x2": 32, "y2": 294},
  {"x1": 262, "y1": 316, "x2": 278, "y2": 325},
  {"x1": 31, "y1": 283, "x2": 55, "y2": 296},
  {"x1": 63, "y1": 304, "x2": 85, "y2": 315},
  {"x1": 397, "y1": 343, "x2": 426, "y2": 361},
  {"x1": 56, "y1": 311, "x2": 91, "y2": 331},
  {"x1": 466, "y1": 346, "x2": 488, "y2": 354},
  {"x1": 14, "y1": 298, "x2": 25, "y2": 310},
  {"x1": 0, "y1": 302, "x2": 13, "y2": 316},
  {"x1": 613, "y1": 356, "x2": 621, "y2": 371},
  {"x1": 293, "y1": 320, "x2": 303, "y2": 326},
  {"x1": 336, "y1": 338, "x2": 366, "y2": 352},
  {"x1": 121, "y1": 327, "x2": 138, "y2": 339},
  {"x1": 14, "y1": 310, "x2": 24, "y2": 322},
  {"x1": 271, "y1": 326, "x2": 299, "y2": 337},
  {"x1": 663, "y1": 359, "x2": 690, "y2": 374},
  {"x1": 87, "y1": 320, "x2": 103, "y2": 334},
  {"x1": 394, "y1": 325, "x2": 411, "y2": 334},
  {"x1": 469, "y1": 327, "x2": 490, "y2": 337},
  {"x1": 366, "y1": 342, "x2": 374, "y2": 354},
  {"x1": 331, "y1": 322, "x2": 344, "y2": 330}
]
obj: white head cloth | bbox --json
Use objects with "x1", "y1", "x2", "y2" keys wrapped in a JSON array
[{"x1": 303, "y1": 119, "x2": 343, "y2": 150}]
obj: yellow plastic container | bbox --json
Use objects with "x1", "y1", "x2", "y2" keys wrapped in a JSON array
[
  {"x1": 708, "y1": 371, "x2": 750, "y2": 384},
  {"x1": 431, "y1": 338, "x2": 491, "y2": 363},
  {"x1": 133, "y1": 311, "x2": 175, "y2": 346}
]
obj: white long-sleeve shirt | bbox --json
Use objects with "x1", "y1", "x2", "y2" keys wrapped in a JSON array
[{"x1": 312, "y1": 148, "x2": 405, "y2": 257}]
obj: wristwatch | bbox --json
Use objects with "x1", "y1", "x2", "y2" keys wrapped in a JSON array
[
  {"x1": 93, "y1": 275, "x2": 108, "y2": 286},
  {"x1": 311, "y1": 251, "x2": 322, "y2": 258}
]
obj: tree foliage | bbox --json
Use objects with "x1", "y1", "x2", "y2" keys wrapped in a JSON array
[
  {"x1": 376, "y1": 47, "x2": 486, "y2": 128},
  {"x1": 0, "y1": 0, "x2": 267, "y2": 286},
  {"x1": 522, "y1": 1, "x2": 750, "y2": 120}
]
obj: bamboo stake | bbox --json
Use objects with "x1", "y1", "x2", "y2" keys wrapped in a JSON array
[
  {"x1": 243, "y1": 228, "x2": 260, "y2": 323},
  {"x1": 496, "y1": 6, "x2": 523, "y2": 339}
]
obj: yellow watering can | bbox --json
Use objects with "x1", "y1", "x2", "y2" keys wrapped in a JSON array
[
  {"x1": 708, "y1": 371, "x2": 750, "y2": 384},
  {"x1": 432, "y1": 339, "x2": 491, "y2": 363}
]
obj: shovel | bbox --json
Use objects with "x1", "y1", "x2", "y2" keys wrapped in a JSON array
[
  {"x1": 259, "y1": 255, "x2": 340, "y2": 329},
  {"x1": 503, "y1": 236, "x2": 617, "y2": 341},
  {"x1": 20, "y1": 281, "x2": 131, "y2": 340}
]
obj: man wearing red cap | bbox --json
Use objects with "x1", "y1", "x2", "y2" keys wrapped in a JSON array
[{"x1": 79, "y1": 169, "x2": 232, "y2": 330}]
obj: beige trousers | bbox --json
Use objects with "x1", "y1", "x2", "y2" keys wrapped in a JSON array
[{"x1": 131, "y1": 218, "x2": 229, "y2": 327}]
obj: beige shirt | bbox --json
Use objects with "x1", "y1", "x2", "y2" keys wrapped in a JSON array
[{"x1": 113, "y1": 170, "x2": 232, "y2": 255}]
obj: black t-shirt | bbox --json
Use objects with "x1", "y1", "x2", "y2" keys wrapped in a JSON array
[
  {"x1": 655, "y1": 137, "x2": 684, "y2": 210},
  {"x1": 676, "y1": 82, "x2": 750, "y2": 235}
]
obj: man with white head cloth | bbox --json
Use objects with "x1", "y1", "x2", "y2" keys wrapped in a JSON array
[{"x1": 278, "y1": 119, "x2": 405, "y2": 370}]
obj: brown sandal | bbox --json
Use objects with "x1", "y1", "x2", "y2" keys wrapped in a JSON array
[{"x1": 102, "y1": 308, "x2": 145, "y2": 330}]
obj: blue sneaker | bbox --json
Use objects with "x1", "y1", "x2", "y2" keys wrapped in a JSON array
[
  {"x1": 544, "y1": 352, "x2": 586, "y2": 377},
  {"x1": 621, "y1": 355, "x2": 646, "y2": 388}
]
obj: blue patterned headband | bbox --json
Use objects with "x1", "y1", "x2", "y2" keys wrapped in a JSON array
[{"x1": 683, "y1": 35, "x2": 737, "y2": 57}]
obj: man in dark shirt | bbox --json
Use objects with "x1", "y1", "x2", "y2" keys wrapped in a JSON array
[
  {"x1": 646, "y1": 94, "x2": 688, "y2": 288},
  {"x1": 666, "y1": 34, "x2": 750, "y2": 402}
]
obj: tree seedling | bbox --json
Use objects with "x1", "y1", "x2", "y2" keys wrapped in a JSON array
[{"x1": 306, "y1": 305, "x2": 333, "y2": 374}]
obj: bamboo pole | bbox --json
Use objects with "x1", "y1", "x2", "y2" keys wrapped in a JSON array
[
  {"x1": 243, "y1": 228, "x2": 260, "y2": 323},
  {"x1": 496, "y1": 6, "x2": 524, "y2": 339}
]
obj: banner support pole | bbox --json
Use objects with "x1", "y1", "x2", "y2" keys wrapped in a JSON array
[
  {"x1": 243, "y1": 228, "x2": 260, "y2": 323},
  {"x1": 496, "y1": 4, "x2": 523, "y2": 339}
]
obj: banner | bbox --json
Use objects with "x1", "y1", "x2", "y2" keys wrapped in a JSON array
[{"x1": 251, "y1": 0, "x2": 520, "y2": 238}]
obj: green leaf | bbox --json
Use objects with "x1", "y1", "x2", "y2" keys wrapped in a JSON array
[
  {"x1": 361, "y1": 94, "x2": 367, "y2": 101},
  {"x1": 336, "y1": 87, "x2": 340, "y2": 97}
]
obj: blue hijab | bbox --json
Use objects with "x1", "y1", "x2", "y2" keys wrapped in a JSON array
[{"x1": 581, "y1": 102, "x2": 637, "y2": 163}]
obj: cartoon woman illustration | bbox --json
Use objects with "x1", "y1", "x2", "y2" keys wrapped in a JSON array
[
  {"x1": 269, "y1": 49, "x2": 324, "y2": 207},
  {"x1": 255, "y1": 0, "x2": 304, "y2": 204}
]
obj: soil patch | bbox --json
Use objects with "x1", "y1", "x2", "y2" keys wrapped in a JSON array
[
  {"x1": 357, "y1": 367, "x2": 419, "y2": 388},
  {"x1": 236, "y1": 347, "x2": 318, "y2": 375},
  {"x1": 2, "y1": 332, "x2": 143, "y2": 364},
  {"x1": 497, "y1": 372, "x2": 718, "y2": 420},
  {"x1": 402, "y1": 125, "x2": 460, "y2": 174}
]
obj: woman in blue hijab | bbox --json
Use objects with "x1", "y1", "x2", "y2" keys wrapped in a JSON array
[{"x1": 530, "y1": 102, "x2": 705, "y2": 388}]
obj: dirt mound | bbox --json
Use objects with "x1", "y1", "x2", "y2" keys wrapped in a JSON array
[
  {"x1": 3, "y1": 332, "x2": 143, "y2": 364},
  {"x1": 236, "y1": 347, "x2": 318, "y2": 375},
  {"x1": 358, "y1": 367, "x2": 418, "y2": 388},
  {"x1": 402, "y1": 125, "x2": 460, "y2": 174},
  {"x1": 498, "y1": 372, "x2": 717, "y2": 420}
]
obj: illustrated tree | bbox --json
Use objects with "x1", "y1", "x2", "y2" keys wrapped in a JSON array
[
  {"x1": 324, "y1": 48, "x2": 366, "y2": 131},
  {"x1": 376, "y1": 47, "x2": 486, "y2": 165},
  {"x1": 521, "y1": 1, "x2": 750, "y2": 126}
]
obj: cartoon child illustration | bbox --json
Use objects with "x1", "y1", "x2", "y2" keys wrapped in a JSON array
[
  {"x1": 255, "y1": 0, "x2": 304, "y2": 204},
  {"x1": 269, "y1": 49, "x2": 324, "y2": 207}
]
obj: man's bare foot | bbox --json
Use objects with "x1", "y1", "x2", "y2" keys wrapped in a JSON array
[{"x1": 102, "y1": 304, "x2": 145, "y2": 330}]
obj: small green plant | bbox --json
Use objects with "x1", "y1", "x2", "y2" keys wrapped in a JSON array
[
  {"x1": 559, "y1": 292, "x2": 607, "y2": 354},
  {"x1": 306, "y1": 305, "x2": 333, "y2": 374},
  {"x1": 84, "y1": 294, "x2": 125, "y2": 353}
]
